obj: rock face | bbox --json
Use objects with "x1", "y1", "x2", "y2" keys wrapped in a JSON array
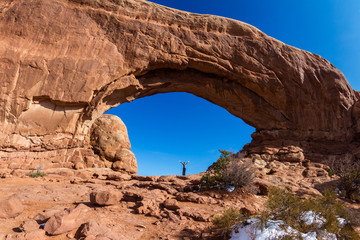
[
  {"x1": 0, "y1": 0, "x2": 359, "y2": 169},
  {"x1": 90, "y1": 114, "x2": 137, "y2": 173}
]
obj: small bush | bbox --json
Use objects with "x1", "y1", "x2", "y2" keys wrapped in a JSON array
[
  {"x1": 258, "y1": 187, "x2": 359, "y2": 240},
  {"x1": 201, "y1": 150, "x2": 255, "y2": 189},
  {"x1": 29, "y1": 169, "x2": 47, "y2": 178},
  {"x1": 212, "y1": 207, "x2": 247, "y2": 236},
  {"x1": 201, "y1": 150, "x2": 232, "y2": 187},
  {"x1": 326, "y1": 158, "x2": 360, "y2": 202}
]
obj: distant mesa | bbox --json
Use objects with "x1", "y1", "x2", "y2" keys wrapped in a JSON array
[{"x1": 0, "y1": 0, "x2": 359, "y2": 171}]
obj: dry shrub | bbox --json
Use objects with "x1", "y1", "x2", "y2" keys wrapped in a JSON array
[
  {"x1": 326, "y1": 157, "x2": 360, "y2": 202},
  {"x1": 222, "y1": 160, "x2": 255, "y2": 188}
]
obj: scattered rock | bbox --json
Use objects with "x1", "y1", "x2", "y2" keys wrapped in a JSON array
[
  {"x1": 0, "y1": 195, "x2": 24, "y2": 219},
  {"x1": 34, "y1": 206, "x2": 66, "y2": 223},
  {"x1": 19, "y1": 220, "x2": 39, "y2": 232},
  {"x1": 253, "y1": 179, "x2": 275, "y2": 195},
  {"x1": 90, "y1": 190, "x2": 122, "y2": 206},
  {"x1": 78, "y1": 220, "x2": 107, "y2": 238},
  {"x1": 163, "y1": 199, "x2": 180, "y2": 211},
  {"x1": 176, "y1": 192, "x2": 217, "y2": 204},
  {"x1": 44, "y1": 204, "x2": 92, "y2": 236},
  {"x1": 136, "y1": 199, "x2": 162, "y2": 218},
  {"x1": 176, "y1": 207, "x2": 210, "y2": 222}
]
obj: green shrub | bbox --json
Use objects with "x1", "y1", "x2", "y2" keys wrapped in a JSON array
[
  {"x1": 212, "y1": 207, "x2": 247, "y2": 236},
  {"x1": 201, "y1": 150, "x2": 254, "y2": 189},
  {"x1": 258, "y1": 187, "x2": 359, "y2": 240},
  {"x1": 29, "y1": 169, "x2": 47, "y2": 178},
  {"x1": 201, "y1": 150, "x2": 232, "y2": 187}
]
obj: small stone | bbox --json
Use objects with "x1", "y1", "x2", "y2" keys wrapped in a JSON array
[{"x1": 66, "y1": 233, "x2": 74, "y2": 239}]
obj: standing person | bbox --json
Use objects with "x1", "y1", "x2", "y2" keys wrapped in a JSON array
[{"x1": 179, "y1": 161, "x2": 189, "y2": 176}]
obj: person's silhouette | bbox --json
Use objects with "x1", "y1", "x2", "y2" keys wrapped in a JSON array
[{"x1": 179, "y1": 161, "x2": 189, "y2": 176}]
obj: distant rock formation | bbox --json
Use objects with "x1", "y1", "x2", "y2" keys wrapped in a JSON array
[
  {"x1": 90, "y1": 114, "x2": 137, "y2": 174},
  {"x1": 0, "y1": 0, "x2": 359, "y2": 170}
]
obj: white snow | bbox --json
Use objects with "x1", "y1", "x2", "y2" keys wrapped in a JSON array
[
  {"x1": 230, "y1": 211, "x2": 343, "y2": 240},
  {"x1": 337, "y1": 217, "x2": 346, "y2": 227},
  {"x1": 300, "y1": 211, "x2": 325, "y2": 226},
  {"x1": 226, "y1": 186, "x2": 235, "y2": 192}
]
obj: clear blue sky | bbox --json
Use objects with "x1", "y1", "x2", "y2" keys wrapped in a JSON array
[{"x1": 106, "y1": 0, "x2": 360, "y2": 176}]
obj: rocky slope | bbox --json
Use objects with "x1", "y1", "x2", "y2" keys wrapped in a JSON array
[{"x1": 1, "y1": 158, "x2": 359, "y2": 239}]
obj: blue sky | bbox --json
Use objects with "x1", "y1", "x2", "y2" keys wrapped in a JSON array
[{"x1": 106, "y1": 0, "x2": 360, "y2": 176}]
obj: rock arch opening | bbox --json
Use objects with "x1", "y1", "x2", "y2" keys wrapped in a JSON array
[{"x1": 101, "y1": 92, "x2": 255, "y2": 175}]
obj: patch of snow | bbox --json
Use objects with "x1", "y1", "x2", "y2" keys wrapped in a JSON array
[
  {"x1": 226, "y1": 186, "x2": 235, "y2": 192},
  {"x1": 230, "y1": 218, "x2": 297, "y2": 240},
  {"x1": 300, "y1": 211, "x2": 325, "y2": 226},
  {"x1": 337, "y1": 217, "x2": 346, "y2": 227},
  {"x1": 230, "y1": 214, "x2": 340, "y2": 240}
]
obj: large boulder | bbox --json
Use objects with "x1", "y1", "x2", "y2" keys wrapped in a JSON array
[{"x1": 90, "y1": 115, "x2": 137, "y2": 174}]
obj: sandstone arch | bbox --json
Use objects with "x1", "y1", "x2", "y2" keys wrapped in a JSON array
[{"x1": 0, "y1": 0, "x2": 359, "y2": 170}]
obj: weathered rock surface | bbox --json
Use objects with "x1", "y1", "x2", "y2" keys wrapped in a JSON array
[
  {"x1": 78, "y1": 220, "x2": 126, "y2": 240},
  {"x1": 5, "y1": 229, "x2": 46, "y2": 240},
  {"x1": 44, "y1": 204, "x2": 92, "y2": 236},
  {"x1": 0, "y1": 0, "x2": 359, "y2": 168},
  {"x1": 0, "y1": 195, "x2": 24, "y2": 219},
  {"x1": 90, "y1": 114, "x2": 137, "y2": 173}
]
